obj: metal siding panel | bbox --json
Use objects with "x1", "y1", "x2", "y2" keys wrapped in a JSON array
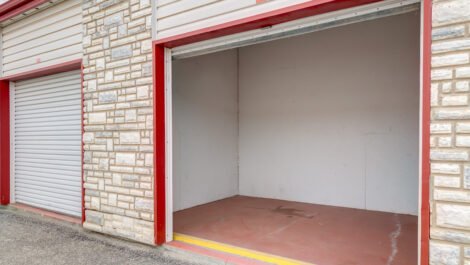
[
  {"x1": 2, "y1": 0, "x2": 81, "y2": 36},
  {"x1": 4, "y1": 45, "x2": 82, "y2": 74},
  {"x1": 3, "y1": 24, "x2": 81, "y2": 55},
  {"x1": 3, "y1": 16, "x2": 81, "y2": 49},
  {"x1": 157, "y1": 0, "x2": 180, "y2": 7},
  {"x1": 13, "y1": 71, "x2": 82, "y2": 217},
  {"x1": 2, "y1": 1, "x2": 82, "y2": 76},
  {"x1": 4, "y1": 34, "x2": 82, "y2": 64},
  {"x1": 156, "y1": 0, "x2": 221, "y2": 19},
  {"x1": 157, "y1": 0, "x2": 254, "y2": 31},
  {"x1": 155, "y1": 0, "x2": 313, "y2": 39}
]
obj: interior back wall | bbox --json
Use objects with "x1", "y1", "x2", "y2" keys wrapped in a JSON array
[{"x1": 238, "y1": 12, "x2": 420, "y2": 215}]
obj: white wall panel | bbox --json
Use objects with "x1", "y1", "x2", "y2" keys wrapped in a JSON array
[
  {"x1": 155, "y1": 0, "x2": 310, "y2": 39},
  {"x1": 172, "y1": 50, "x2": 239, "y2": 211},
  {"x1": 238, "y1": 12, "x2": 420, "y2": 215},
  {"x1": 2, "y1": 0, "x2": 82, "y2": 76},
  {"x1": 12, "y1": 70, "x2": 82, "y2": 217}
]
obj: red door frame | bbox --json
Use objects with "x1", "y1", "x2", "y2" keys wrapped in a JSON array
[
  {"x1": 421, "y1": 1, "x2": 432, "y2": 264},
  {"x1": 0, "y1": 80, "x2": 9, "y2": 206},
  {"x1": 152, "y1": 0, "x2": 432, "y2": 264},
  {"x1": 0, "y1": 59, "x2": 85, "y2": 222}
]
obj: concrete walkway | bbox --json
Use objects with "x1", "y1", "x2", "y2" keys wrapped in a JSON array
[{"x1": 0, "y1": 207, "x2": 218, "y2": 265}]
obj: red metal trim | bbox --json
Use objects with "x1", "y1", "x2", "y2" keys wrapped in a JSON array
[
  {"x1": 0, "y1": 0, "x2": 30, "y2": 16},
  {"x1": 0, "y1": 80, "x2": 10, "y2": 205},
  {"x1": 154, "y1": 45, "x2": 166, "y2": 245},
  {"x1": 0, "y1": 0, "x2": 50, "y2": 23},
  {"x1": 81, "y1": 63, "x2": 86, "y2": 224},
  {"x1": 0, "y1": 59, "x2": 82, "y2": 82},
  {"x1": 153, "y1": 0, "x2": 381, "y2": 48},
  {"x1": 421, "y1": 0, "x2": 432, "y2": 264}
]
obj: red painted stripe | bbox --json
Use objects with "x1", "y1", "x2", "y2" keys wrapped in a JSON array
[
  {"x1": 0, "y1": 80, "x2": 10, "y2": 205},
  {"x1": 154, "y1": 45, "x2": 166, "y2": 245},
  {"x1": 421, "y1": 0, "x2": 432, "y2": 264},
  {"x1": 0, "y1": 59, "x2": 82, "y2": 82},
  {"x1": 153, "y1": 0, "x2": 381, "y2": 48},
  {"x1": 0, "y1": 0, "x2": 50, "y2": 23},
  {"x1": 81, "y1": 63, "x2": 86, "y2": 224}
]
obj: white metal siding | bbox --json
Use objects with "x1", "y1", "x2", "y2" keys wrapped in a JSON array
[
  {"x1": 155, "y1": 0, "x2": 310, "y2": 39},
  {"x1": 2, "y1": 0, "x2": 82, "y2": 77},
  {"x1": 12, "y1": 70, "x2": 82, "y2": 217}
]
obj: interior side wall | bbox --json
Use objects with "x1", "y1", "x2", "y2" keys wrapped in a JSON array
[
  {"x1": 172, "y1": 50, "x2": 239, "y2": 211},
  {"x1": 238, "y1": 12, "x2": 420, "y2": 215}
]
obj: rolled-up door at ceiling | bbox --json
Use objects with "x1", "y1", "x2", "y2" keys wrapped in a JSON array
[{"x1": 12, "y1": 70, "x2": 82, "y2": 217}]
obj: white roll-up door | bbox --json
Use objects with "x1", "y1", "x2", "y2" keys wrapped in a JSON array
[
  {"x1": 171, "y1": 0, "x2": 420, "y2": 59},
  {"x1": 11, "y1": 70, "x2": 82, "y2": 217}
]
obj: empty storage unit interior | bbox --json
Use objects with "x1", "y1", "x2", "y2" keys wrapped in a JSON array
[{"x1": 171, "y1": 10, "x2": 420, "y2": 265}]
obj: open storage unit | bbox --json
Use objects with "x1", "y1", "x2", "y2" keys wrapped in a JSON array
[{"x1": 159, "y1": 1, "x2": 423, "y2": 264}]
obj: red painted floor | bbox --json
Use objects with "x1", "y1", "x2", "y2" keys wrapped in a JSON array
[{"x1": 174, "y1": 196, "x2": 417, "y2": 265}]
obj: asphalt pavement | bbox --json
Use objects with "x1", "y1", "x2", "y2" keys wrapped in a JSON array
[{"x1": 0, "y1": 207, "x2": 220, "y2": 265}]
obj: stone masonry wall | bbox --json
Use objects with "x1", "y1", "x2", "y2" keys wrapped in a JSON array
[
  {"x1": 430, "y1": 0, "x2": 470, "y2": 264},
  {"x1": 81, "y1": 0, "x2": 154, "y2": 244}
]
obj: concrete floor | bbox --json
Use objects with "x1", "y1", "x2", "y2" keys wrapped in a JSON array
[
  {"x1": 0, "y1": 207, "x2": 217, "y2": 265},
  {"x1": 174, "y1": 196, "x2": 418, "y2": 265}
]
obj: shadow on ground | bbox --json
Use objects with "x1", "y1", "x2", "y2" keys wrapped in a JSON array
[{"x1": 0, "y1": 207, "x2": 217, "y2": 265}]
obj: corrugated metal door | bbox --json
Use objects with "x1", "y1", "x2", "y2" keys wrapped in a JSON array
[{"x1": 12, "y1": 70, "x2": 82, "y2": 217}]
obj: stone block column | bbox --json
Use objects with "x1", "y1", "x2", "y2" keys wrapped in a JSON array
[
  {"x1": 81, "y1": 0, "x2": 154, "y2": 244},
  {"x1": 430, "y1": 0, "x2": 470, "y2": 264}
]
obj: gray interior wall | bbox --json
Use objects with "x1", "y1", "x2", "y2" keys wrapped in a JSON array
[
  {"x1": 172, "y1": 11, "x2": 420, "y2": 215},
  {"x1": 238, "y1": 12, "x2": 420, "y2": 215},
  {"x1": 172, "y1": 50, "x2": 239, "y2": 211}
]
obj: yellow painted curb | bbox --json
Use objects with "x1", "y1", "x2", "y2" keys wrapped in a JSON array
[{"x1": 174, "y1": 233, "x2": 314, "y2": 265}]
